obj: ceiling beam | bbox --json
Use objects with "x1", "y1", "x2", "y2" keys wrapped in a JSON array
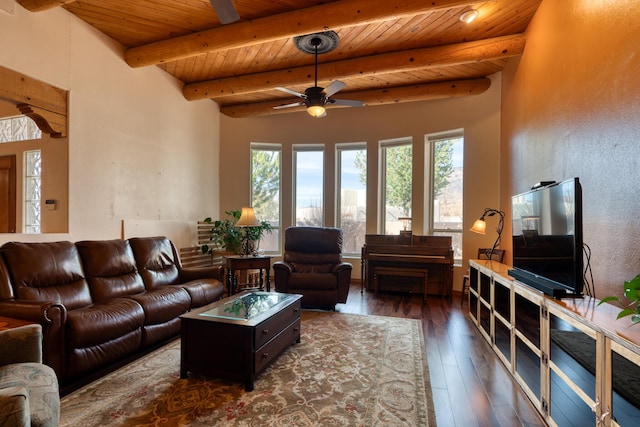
[
  {"x1": 17, "y1": 0, "x2": 77, "y2": 12},
  {"x1": 0, "y1": 65, "x2": 68, "y2": 137},
  {"x1": 124, "y1": 0, "x2": 480, "y2": 68},
  {"x1": 184, "y1": 35, "x2": 524, "y2": 101},
  {"x1": 219, "y1": 78, "x2": 491, "y2": 118}
]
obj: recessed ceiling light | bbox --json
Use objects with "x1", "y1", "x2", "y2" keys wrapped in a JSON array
[{"x1": 460, "y1": 9, "x2": 479, "y2": 24}]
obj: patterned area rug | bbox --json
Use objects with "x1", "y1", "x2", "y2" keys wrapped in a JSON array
[{"x1": 60, "y1": 311, "x2": 436, "y2": 426}]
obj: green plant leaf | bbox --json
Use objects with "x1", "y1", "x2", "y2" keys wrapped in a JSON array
[
  {"x1": 616, "y1": 308, "x2": 637, "y2": 319},
  {"x1": 598, "y1": 296, "x2": 620, "y2": 306}
]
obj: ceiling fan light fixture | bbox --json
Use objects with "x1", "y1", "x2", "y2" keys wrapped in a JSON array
[
  {"x1": 460, "y1": 9, "x2": 479, "y2": 24},
  {"x1": 307, "y1": 105, "x2": 326, "y2": 117}
]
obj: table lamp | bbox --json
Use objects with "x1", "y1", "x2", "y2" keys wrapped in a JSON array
[{"x1": 236, "y1": 206, "x2": 260, "y2": 256}]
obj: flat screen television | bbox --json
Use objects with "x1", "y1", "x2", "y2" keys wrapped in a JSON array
[{"x1": 508, "y1": 178, "x2": 583, "y2": 298}]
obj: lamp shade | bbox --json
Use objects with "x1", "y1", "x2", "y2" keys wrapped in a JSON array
[
  {"x1": 236, "y1": 206, "x2": 260, "y2": 227},
  {"x1": 307, "y1": 104, "x2": 326, "y2": 117},
  {"x1": 470, "y1": 219, "x2": 487, "y2": 234},
  {"x1": 398, "y1": 216, "x2": 412, "y2": 231}
]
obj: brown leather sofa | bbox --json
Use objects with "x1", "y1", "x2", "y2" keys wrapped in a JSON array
[
  {"x1": 0, "y1": 236, "x2": 224, "y2": 386},
  {"x1": 273, "y1": 226, "x2": 352, "y2": 309}
]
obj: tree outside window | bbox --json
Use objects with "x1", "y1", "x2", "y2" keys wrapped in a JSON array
[
  {"x1": 376, "y1": 140, "x2": 413, "y2": 234},
  {"x1": 250, "y1": 144, "x2": 281, "y2": 253},
  {"x1": 429, "y1": 134, "x2": 463, "y2": 261}
]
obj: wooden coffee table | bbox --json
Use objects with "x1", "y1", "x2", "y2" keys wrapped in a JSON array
[{"x1": 179, "y1": 291, "x2": 302, "y2": 391}]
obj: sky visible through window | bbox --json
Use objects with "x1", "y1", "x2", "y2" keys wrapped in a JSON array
[{"x1": 295, "y1": 151, "x2": 323, "y2": 209}]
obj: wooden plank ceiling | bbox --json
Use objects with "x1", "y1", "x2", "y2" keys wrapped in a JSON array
[{"x1": 18, "y1": 0, "x2": 542, "y2": 118}]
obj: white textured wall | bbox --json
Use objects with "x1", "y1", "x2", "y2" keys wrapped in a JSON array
[{"x1": 0, "y1": 5, "x2": 220, "y2": 246}]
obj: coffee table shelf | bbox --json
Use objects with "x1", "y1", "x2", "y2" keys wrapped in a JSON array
[{"x1": 180, "y1": 291, "x2": 302, "y2": 391}]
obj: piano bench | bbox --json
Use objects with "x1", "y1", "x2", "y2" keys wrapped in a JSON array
[{"x1": 373, "y1": 266, "x2": 428, "y2": 300}]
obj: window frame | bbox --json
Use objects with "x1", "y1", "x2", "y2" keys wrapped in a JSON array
[
  {"x1": 250, "y1": 143, "x2": 282, "y2": 254},
  {"x1": 23, "y1": 149, "x2": 41, "y2": 234},
  {"x1": 292, "y1": 144, "x2": 325, "y2": 227},
  {"x1": 336, "y1": 142, "x2": 367, "y2": 256},
  {"x1": 378, "y1": 137, "x2": 413, "y2": 235},
  {"x1": 425, "y1": 130, "x2": 464, "y2": 263}
]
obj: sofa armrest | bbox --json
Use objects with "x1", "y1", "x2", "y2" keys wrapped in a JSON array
[
  {"x1": 0, "y1": 301, "x2": 66, "y2": 377},
  {"x1": 0, "y1": 301, "x2": 66, "y2": 326},
  {"x1": 178, "y1": 265, "x2": 225, "y2": 283},
  {"x1": 0, "y1": 324, "x2": 42, "y2": 366}
]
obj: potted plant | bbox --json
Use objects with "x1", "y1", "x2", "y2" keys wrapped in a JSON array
[
  {"x1": 598, "y1": 274, "x2": 640, "y2": 325},
  {"x1": 201, "y1": 210, "x2": 273, "y2": 255}
]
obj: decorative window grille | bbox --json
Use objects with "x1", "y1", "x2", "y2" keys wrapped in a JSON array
[
  {"x1": 24, "y1": 150, "x2": 42, "y2": 233},
  {"x1": 0, "y1": 116, "x2": 42, "y2": 142}
]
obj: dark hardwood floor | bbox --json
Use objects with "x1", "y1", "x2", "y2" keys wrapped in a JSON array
[{"x1": 336, "y1": 283, "x2": 547, "y2": 427}]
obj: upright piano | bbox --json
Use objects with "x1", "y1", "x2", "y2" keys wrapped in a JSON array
[{"x1": 361, "y1": 234, "x2": 454, "y2": 299}]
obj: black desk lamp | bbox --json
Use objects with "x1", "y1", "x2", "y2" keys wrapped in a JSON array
[{"x1": 470, "y1": 208, "x2": 505, "y2": 260}]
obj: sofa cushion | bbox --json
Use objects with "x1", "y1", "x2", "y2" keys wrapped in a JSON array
[
  {"x1": 180, "y1": 279, "x2": 225, "y2": 308},
  {"x1": 284, "y1": 251, "x2": 341, "y2": 267},
  {"x1": 129, "y1": 237, "x2": 180, "y2": 289},
  {"x1": 66, "y1": 298, "x2": 145, "y2": 349},
  {"x1": 0, "y1": 241, "x2": 91, "y2": 310},
  {"x1": 0, "y1": 363, "x2": 60, "y2": 427},
  {"x1": 126, "y1": 287, "x2": 190, "y2": 325},
  {"x1": 289, "y1": 262, "x2": 334, "y2": 274},
  {"x1": 288, "y1": 272, "x2": 337, "y2": 290},
  {"x1": 76, "y1": 239, "x2": 146, "y2": 302}
]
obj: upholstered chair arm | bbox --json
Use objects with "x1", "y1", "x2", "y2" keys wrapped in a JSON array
[
  {"x1": 331, "y1": 262, "x2": 353, "y2": 274},
  {"x1": 0, "y1": 386, "x2": 30, "y2": 427},
  {"x1": 273, "y1": 261, "x2": 294, "y2": 293},
  {"x1": 178, "y1": 265, "x2": 225, "y2": 283},
  {"x1": 334, "y1": 262, "x2": 353, "y2": 304},
  {"x1": 273, "y1": 261, "x2": 293, "y2": 274},
  {"x1": 0, "y1": 324, "x2": 43, "y2": 366}
]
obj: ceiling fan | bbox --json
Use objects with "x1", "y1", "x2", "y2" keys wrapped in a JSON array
[
  {"x1": 274, "y1": 32, "x2": 364, "y2": 118},
  {"x1": 210, "y1": 0, "x2": 239, "y2": 24}
]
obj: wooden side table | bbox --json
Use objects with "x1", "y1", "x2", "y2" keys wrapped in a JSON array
[
  {"x1": 225, "y1": 255, "x2": 273, "y2": 296},
  {"x1": 0, "y1": 316, "x2": 36, "y2": 331}
]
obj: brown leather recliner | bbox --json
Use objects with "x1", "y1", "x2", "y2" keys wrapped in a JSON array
[{"x1": 273, "y1": 226, "x2": 352, "y2": 309}]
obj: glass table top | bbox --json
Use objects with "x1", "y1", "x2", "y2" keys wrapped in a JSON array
[{"x1": 199, "y1": 292, "x2": 296, "y2": 321}]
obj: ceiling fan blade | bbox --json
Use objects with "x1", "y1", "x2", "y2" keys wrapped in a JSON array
[
  {"x1": 273, "y1": 101, "x2": 305, "y2": 110},
  {"x1": 275, "y1": 86, "x2": 306, "y2": 98},
  {"x1": 210, "y1": 0, "x2": 240, "y2": 24},
  {"x1": 331, "y1": 99, "x2": 364, "y2": 107},
  {"x1": 323, "y1": 80, "x2": 346, "y2": 97}
]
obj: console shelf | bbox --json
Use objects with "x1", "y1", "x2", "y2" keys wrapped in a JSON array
[{"x1": 469, "y1": 259, "x2": 640, "y2": 427}]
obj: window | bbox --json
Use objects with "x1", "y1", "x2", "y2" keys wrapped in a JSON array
[
  {"x1": 250, "y1": 144, "x2": 281, "y2": 253},
  {"x1": 0, "y1": 115, "x2": 42, "y2": 143},
  {"x1": 337, "y1": 143, "x2": 367, "y2": 255},
  {"x1": 293, "y1": 145, "x2": 324, "y2": 227},
  {"x1": 427, "y1": 132, "x2": 464, "y2": 261},
  {"x1": 24, "y1": 150, "x2": 42, "y2": 234},
  {"x1": 380, "y1": 138, "x2": 412, "y2": 234}
]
